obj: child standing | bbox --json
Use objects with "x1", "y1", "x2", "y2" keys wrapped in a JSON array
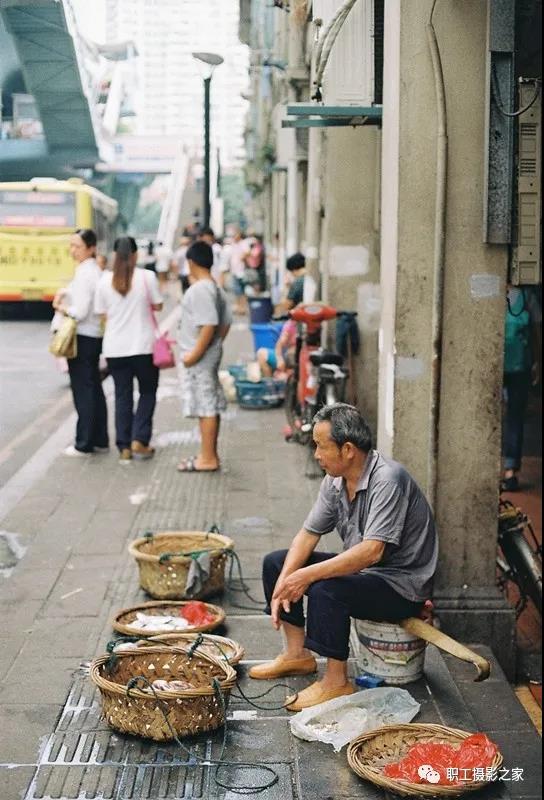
[{"x1": 177, "y1": 241, "x2": 232, "y2": 472}]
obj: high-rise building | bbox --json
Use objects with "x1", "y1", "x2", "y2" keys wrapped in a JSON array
[{"x1": 105, "y1": 0, "x2": 248, "y2": 168}]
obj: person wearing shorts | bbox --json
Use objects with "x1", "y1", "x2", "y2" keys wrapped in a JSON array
[
  {"x1": 257, "y1": 318, "x2": 297, "y2": 377},
  {"x1": 177, "y1": 241, "x2": 232, "y2": 473}
]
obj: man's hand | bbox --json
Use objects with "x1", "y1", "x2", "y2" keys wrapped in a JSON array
[
  {"x1": 271, "y1": 569, "x2": 311, "y2": 629},
  {"x1": 183, "y1": 352, "x2": 196, "y2": 367}
]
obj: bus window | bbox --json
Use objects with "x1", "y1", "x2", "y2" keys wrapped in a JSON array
[{"x1": 0, "y1": 190, "x2": 76, "y2": 228}]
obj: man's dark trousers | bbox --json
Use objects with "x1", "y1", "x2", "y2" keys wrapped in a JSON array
[{"x1": 263, "y1": 549, "x2": 424, "y2": 661}]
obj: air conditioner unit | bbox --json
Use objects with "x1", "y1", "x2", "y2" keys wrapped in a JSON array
[{"x1": 312, "y1": 0, "x2": 383, "y2": 106}]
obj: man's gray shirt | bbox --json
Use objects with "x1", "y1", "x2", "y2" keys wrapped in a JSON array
[{"x1": 303, "y1": 450, "x2": 438, "y2": 601}]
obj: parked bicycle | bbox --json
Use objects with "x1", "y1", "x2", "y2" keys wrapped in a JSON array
[
  {"x1": 281, "y1": 302, "x2": 357, "y2": 448},
  {"x1": 497, "y1": 498, "x2": 542, "y2": 616}
]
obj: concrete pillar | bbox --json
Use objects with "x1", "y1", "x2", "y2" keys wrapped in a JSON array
[
  {"x1": 378, "y1": 0, "x2": 515, "y2": 675},
  {"x1": 320, "y1": 127, "x2": 381, "y2": 433}
]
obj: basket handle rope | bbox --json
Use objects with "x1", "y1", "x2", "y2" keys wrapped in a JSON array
[
  {"x1": 184, "y1": 635, "x2": 297, "y2": 710},
  {"x1": 124, "y1": 674, "x2": 279, "y2": 793},
  {"x1": 224, "y1": 550, "x2": 266, "y2": 610}
]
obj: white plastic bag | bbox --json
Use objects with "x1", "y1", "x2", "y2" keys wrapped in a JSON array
[{"x1": 289, "y1": 687, "x2": 420, "y2": 752}]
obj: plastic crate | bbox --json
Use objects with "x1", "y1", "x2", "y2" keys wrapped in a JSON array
[
  {"x1": 250, "y1": 321, "x2": 285, "y2": 352},
  {"x1": 234, "y1": 378, "x2": 286, "y2": 409}
]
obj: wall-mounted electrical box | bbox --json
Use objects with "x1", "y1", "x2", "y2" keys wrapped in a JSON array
[{"x1": 511, "y1": 80, "x2": 541, "y2": 285}]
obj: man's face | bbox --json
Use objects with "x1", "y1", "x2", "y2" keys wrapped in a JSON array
[
  {"x1": 313, "y1": 421, "x2": 346, "y2": 477},
  {"x1": 201, "y1": 234, "x2": 213, "y2": 245}
]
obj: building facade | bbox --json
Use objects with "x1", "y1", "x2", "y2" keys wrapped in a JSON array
[
  {"x1": 106, "y1": 0, "x2": 249, "y2": 169},
  {"x1": 240, "y1": 0, "x2": 542, "y2": 677}
]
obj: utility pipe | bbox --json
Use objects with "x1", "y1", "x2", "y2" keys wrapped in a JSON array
[
  {"x1": 304, "y1": 18, "x2": 325, "y2": 294},
  {"x1": 426, "y1": 0, "x2": 448, "y2": 511}
]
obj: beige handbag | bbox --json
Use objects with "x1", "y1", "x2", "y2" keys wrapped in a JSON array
[{"x1": 49, "y1": 315, "x2": 78, "y2": 359}]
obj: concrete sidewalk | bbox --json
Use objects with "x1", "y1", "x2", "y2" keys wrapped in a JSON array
[{"x1": 0, "y1": 322, "x2": 541, "y2": 800}]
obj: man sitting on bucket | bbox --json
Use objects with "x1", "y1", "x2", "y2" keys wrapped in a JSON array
[{"x1": 249, "y1": 403, "x2": 438, "y2": 711}]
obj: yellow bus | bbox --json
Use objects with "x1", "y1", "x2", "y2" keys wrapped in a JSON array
[{"x1": 0, "y1": 178, "x2": 118, "y2": 302}]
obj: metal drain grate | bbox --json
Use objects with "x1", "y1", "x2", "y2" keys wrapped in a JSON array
[
  {"x1": 26, "y1": 763, "x2": 207, "y2": 799},
  {"x1": 23, "y1": 677, "x2": 212, "y2": 800}
]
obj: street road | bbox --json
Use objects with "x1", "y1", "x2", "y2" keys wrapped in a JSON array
[{"x1": 0, "y1": 304, "x2": 73, "y2": 486}]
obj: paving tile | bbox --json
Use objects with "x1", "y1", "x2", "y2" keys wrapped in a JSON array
[
  {"x1": 456, "y1": 683, "x2": 536, "y2": 732},
  {"x1": 293, "y1": 736, "x2": 382, "y2": 798},
  {"x1": 19, "y1": 617, "x2": 99, "y2": 659},
  {"x1": 1, "y1": 658, "x2": 81, "y2": 705},
  {"x1": 0, "y1": 568, "x2": 61, "y2": 604},
  {"x1": 0, "y1": 767, "x2": 35, "y2": 800},
  {"x1": 0, "y1": 704, "x2": 62, "y2": 763},
  {"x1": 219, "y1": 616, "x2": 283, "y2": 660},
  {"x1": 423, "y1": 646, "x2": 477, "y2": 730},
  {"x1": 480, "y1": 730, "x2": 542, "y2": 797}
]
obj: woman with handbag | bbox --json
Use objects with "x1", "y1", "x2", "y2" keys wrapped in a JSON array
[
  {"x1": 95, "y1": 236, "x2": 163, "y2": 464},
  {"x1": 52, "y1": 228, "x2": 109, "y2": 456}
]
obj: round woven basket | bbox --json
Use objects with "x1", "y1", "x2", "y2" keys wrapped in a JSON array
[
  {"x1": 129, "y1": 530, "x2": 234, "y2": 600},
  {"x1": 347, "y1": 724, "x2": 503, "y2": 798},
  {"x1": 147, "y1": 633, "x2": 245, "y2": 665},
  {"x1": 91, "y1": 644, "x2": 237, "y2": 741},
  {"x1": 112, "y1": 600, "x2": 225, "y2": 637}
]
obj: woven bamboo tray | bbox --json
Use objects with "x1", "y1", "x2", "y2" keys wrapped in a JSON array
[
  {"x1": 147, "y1": 633, "x2": 245, "y2": 665},
  {"x1": 129, "y1": 530, "x2": 234, "y2": 600},
  {"x1": 347, "y1": 724, "x2": 503, "y2": 798},
  {"x1": 91, "y1": 644, "x2": 237, "y2": 741},
  {"x1": 112, "y1": 600, "x2": 225, "y2": 637}
]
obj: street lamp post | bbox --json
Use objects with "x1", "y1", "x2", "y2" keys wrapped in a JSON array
[{"x1": 192, "y1": 52, "x2": 224, "y2": 229}]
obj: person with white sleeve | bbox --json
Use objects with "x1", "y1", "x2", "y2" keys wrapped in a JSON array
[
  {"x1": 95, "y1": 236, "x2": 163, "y2": 464},
  {"x1": 53, "y1": 228, "x2": 109, "y2": 456}
]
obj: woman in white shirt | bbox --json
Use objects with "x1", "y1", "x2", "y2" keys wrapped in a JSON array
[
  {"x1": 95, "y1": 236, "x2": 163, "y2": 463},
  {"x1": 53, "y1": 228, "x2": 108, "y2": 456}
]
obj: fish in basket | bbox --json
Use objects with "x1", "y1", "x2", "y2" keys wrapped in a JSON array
[
  {"x1": 111, "y1": 600, "x2": 226, "y2": 637},
  {"x1": 90, "y1": 643, "x2": 237, "y2": 741},
  {"x1": 112, "y1": 632, "x2": 245, "y2": 666},
  {"x1": 128, "y1": 529, "x2": 234, "y2": 600}
]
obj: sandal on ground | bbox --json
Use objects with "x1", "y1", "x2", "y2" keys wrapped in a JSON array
[
  {"x1": 176, "y1": 456, "x2": 220, "y2": 473},
  {"x1": 501, "y1": 475, "x2": 520, "y2": 492}
]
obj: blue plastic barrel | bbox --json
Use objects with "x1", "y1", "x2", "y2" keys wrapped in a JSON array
[{"x1": 250, "y1": 321, "x2": 284, "y2": 352}]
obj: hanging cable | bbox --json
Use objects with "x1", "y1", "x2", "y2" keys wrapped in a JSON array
[
  {"x1": 491, "y1": 66, "x2": 541, "y2": 118},
  {"x1": 313, "y1": 0, "x2": 360, "y2": 100}
]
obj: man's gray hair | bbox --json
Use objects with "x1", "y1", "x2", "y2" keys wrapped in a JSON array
[{"x1": 313, "y1": 403, "x2": 372, "y2": 452}]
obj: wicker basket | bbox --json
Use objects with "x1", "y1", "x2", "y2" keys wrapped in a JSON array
[
  {"x1": 129, "y1": 530, "x2": 235, "y2": 600},
  {"x1": 91, "y1": 644, "x2": 237, "y2": 741},
  {"x1": 112, "y1": 600, "x2": 225, "y2": 637},
  {"x1": 147, "y1": 633, "x2": 245, "y2": 665},
  {"x1": 347, "y1": 724, "x2": 503, "y2": 798}
]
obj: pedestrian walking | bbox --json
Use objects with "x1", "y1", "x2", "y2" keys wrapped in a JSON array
[
  {"x1": 198, "y1": 227, "x2": 227, "y2": 287},
  {"x1": 244, "y1": 233, "x2": 266, "y2": 294},
  {"x1": 94, "y1": 236, "x2": 163, "y2": 464},
  {"x1": 177, "y1": 241, "x2": 232, "y2": 473},
  {"x1": 501, "y1": 284, "x2": 541, "y2": 491},
  {"x1": 249, "y1": 403, "x2": 438, "y2": 711},
  {"x1": 52, "y1": 228, "x2": 109, "y2": 457},
  {"x1": 227, "y1": 228, "x2": 250, "y2": 314}
]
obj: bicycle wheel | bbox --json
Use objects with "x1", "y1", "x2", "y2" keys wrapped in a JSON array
[
  {"x1": 284, "y1": 373, "x2": 299, "y2": 430},
  {"x1": 500, "y1": 528, "x2": 542, "y2": 615}
]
